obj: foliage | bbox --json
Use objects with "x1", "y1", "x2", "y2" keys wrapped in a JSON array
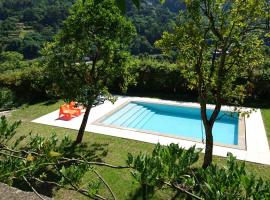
[
  {"x1": 128, "y1": 144, "x2": 200, "y2": 184},
  {"x1": 116, "y1": 0, "x2": 141, "y2": 11},
  {"x1": 195, "y1": 154, "x2": 270, "y2": 199},
  {"x1": 252, "y1": 55, "x2": 270, "y2": 100},
  {"x1": 156, "y1": 0, "x2": 267, "y2": 167},
  {"x1": 127, "y1": 0, "x2": 182, "y2": 55},
  {"x1": 128, "y1": 144, "x2": 270, "y2": 199},
  {"x1": 0, "y1": 116, "x2": 21, "y2": 147},
  {"x1": 0, "y1": 51, "x2": 25, "y2": 73},
  {"x1": 0, "y1": 0, "x2": 183, "y2": 58},
  {"x1": 0, "y1": 116, "x2": 126, "y2": 199},
  {"x1": 0, "y1": 0, "x2": 74, "y2": 59},
  {"x1": 0, "y1": 51, "x2": 46, "y2": 109},
  {"x1": 21, "y1": 32, "x2": 45, "y2": 59},
  {"x1": 0, "y1": 59, "x2": 46, "y2": 105},
  {"x1": 44, "y1": 0, "x2": 135, "y2": 106},
  {"x1": 0, "y1": 88, "x2": 15, "y2": 110},
  {"x1": 127, "y1": 56, "x2": 189, "y2": 95}
]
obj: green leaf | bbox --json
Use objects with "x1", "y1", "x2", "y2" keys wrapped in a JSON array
[{"x1": 49, "y1": 150, "x2": 62, "y2": 157}]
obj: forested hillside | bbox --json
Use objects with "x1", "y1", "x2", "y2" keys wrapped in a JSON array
[
  {"x1": 0, "y1": 0, "x2": 182, "y2": 59},
  {"x1": 0, "y1": 0, "x2": 74, "y2": 59},
  {"x1": 127, "y1": 0, "x2": 184, "y2": 54}
]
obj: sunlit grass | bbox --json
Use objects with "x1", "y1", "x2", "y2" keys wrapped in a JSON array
[{"x1": 262, "y1": 109, "x2": 270, "y2": 146}]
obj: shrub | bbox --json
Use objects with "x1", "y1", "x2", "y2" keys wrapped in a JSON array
[
  {"x1": 0, "y1": 116, "x2": 125, "y2": 199},
  {"x1": 0, "y1": 51, "x2": 26, "y2": 73},
  {"x1": 252, "y1": 59, "x2": 270, "y2": 100},
  {"x1": 128, "y1": 144, "x2": 270, "y2": 200},
  {"x1": 127, "y1": 56, "x2": 190, "y2": 96},
  {"x1": 0, "y1": 88, "x2": 15, "y2": 110},
  {"x1": 0, "y1": 61, "x2": 46, "y2": 103}
]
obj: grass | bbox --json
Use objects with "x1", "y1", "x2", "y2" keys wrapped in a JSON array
[
  {"x1": 262, "y1": 109, "x2": 270, "y2": 145},
  {"x1": 6, "y1": 101, "x2": 270, "y2": 199}
]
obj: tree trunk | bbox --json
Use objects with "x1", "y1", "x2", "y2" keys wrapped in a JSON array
[
  {"x1": 75, "y1": 104, "x2": 92, "y2": 144},
  {"x1": 202, "y1": 124, "x2": 214, "y2": 169}
]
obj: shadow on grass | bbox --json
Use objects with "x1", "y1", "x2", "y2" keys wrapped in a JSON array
[
  {"x1": 12, "y1": 142, "x2": 109, "y2": 198},
  {"x1": 63, "y1": 142, "x2": 109, "y2": 162},
  {"x1": 128, "y1": 185, "x2": 182, "y2": 200},
  {"x1": 128, "y1": 184, "x2": 155, "y2": 200},
  {"x1": 42, "y1": 99, "x2": 59, "y2": 106}
]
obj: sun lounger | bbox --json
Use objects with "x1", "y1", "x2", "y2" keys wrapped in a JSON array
[{"x1": 59, "y1": 104, "x2": 81, "y2": 120}]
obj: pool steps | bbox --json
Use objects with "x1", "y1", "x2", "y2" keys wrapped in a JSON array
[
  {"x1": 113, "y1": 105, "x2": 144, "y2": 126},
  {"x1": 126, "y1": 108, "x2": 151, "y2": 128},
  {"x1": 121, "y1": 106, "x2": 148, "y2": 127},
  {"x1": 103, "y1": 103, "x2": 136, "y2": 124},
  {"x1": 103, "y1": 103, "x2": 155, "y2": 129},
  {"x1": 134, "y1": 111, "x2": 155, "y2": 129}
]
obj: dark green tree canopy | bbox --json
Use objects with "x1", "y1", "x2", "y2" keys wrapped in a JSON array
[{"x1": 44, "y1": 0, "x2": 136, "y2": 105}]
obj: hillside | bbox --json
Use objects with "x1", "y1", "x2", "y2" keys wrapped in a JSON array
[
  {"x1": 0, "y1": 0, "x2": 182, "y2": 59},
  {"x1": 0, "y1": 0, "x2": 74, "y2": 59},
  {"x1": 126, "y1": 0, "x2": 183, "y2": 54}
]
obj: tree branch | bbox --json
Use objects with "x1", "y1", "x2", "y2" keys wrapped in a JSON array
[
  {"x1": 58, "y1": 157, "x2": 130, "y2": 169},
  {"x1": 22, "y1": 176, "x2": 46, "y2": 200},
  {"x1": 1, "y1": 147, "x2": 130, "y2": 169},
  {"x1": 93, "y1": 169, "x2": 116, "y2": 200},
  {"x1": 0, "y1": 151, "x2": 26, "y2": 160},
  {"x1": 163, "y1": 181, "x2": 203, "y2": 200},
  {"x1": 32, "y1": 177, "x2": 107, "y2": 200}
]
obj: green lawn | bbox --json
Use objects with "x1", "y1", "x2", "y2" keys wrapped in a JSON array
[
  {"x1": 6, "y1": 101, "x2": 270, "y2": 199},
  {"x1": 262, "y1": 109, "x2": 270, "y2": 145}
]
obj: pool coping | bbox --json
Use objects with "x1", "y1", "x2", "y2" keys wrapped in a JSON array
[{"x1": 93, "y1": 100, "x2": 247, "y2": 150}]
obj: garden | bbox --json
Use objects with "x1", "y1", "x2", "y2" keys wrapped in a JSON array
[{"x1": 1, "y1": 0, "x2": 270, "y2": 199}]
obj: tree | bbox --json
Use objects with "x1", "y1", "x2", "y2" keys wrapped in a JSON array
[
  {"x1": 0, "y1": 51, "x2": 24, "y2": 72},
  {"x1": 21, "y1": 32, "x2": 45, "y2": 59},
  {"x1": 156, "y1": 0, "x2": 266, "y2": 168},
  {"x1": 115, "y1": 0, "x2": 140, "y2": 11},
  {"x1": 43, "y1": 0, "x2": 136, "y2": 144}
]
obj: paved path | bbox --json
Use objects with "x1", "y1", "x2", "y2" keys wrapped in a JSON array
[
  {"x1": 0, "y1": 110, "x2": 12, "y2": 117},
  {"x1": 0, "y1": 183, "x2": 52, "y2": 200}
]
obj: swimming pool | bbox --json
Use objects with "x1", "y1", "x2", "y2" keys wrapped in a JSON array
[{"x1": 98, "y1": 101, "x2": 243, "y2": 146}]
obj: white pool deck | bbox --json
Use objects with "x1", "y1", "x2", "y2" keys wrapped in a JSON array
[{"x1": 32, "y1": 96, "x2": 270, "y2": 165}]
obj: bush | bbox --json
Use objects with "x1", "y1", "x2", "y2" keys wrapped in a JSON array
[
  {"x1": 128, "y1": 144, "x2": 270, "y2": 199},
  {"x1": 127, "y1": 56, "x2": 190, "y2": 95},
  {"x1": 252, "y1": 60, "x2": 270, "y2": 100},
  {"x1": 0, "y1": 51, "x2": 26, "y2": 73},
  {"x1": 0, "y1": 61, "x2": 47, "y2": 103},
  {"x1": 0, "y1": 88, "x2": 15, "y2": 111},
  {"x1": 0, "y1": 116, "x2": 121, "y2": 199}
]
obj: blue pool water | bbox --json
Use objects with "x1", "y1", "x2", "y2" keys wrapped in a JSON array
[{"x1": 101, "y1": 101, "x2": 239, "y2": 145}]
